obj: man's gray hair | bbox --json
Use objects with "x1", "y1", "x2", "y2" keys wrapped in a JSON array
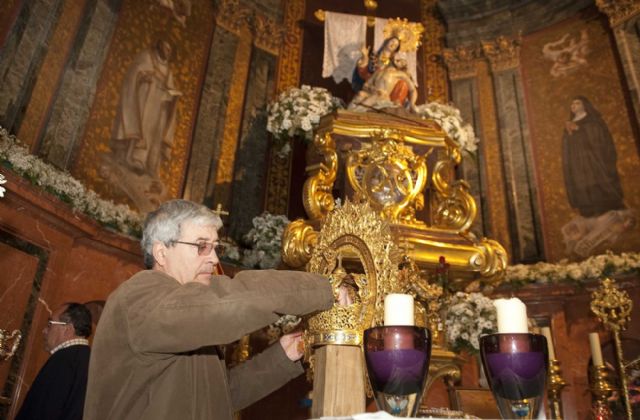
[{"x1": 141, "y1": 200, "x2": 222, "y2": 269}]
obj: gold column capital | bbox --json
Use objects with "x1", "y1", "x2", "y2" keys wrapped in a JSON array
[
  {"x1": 442, "y1": 45, "x2": 481, "y2": 80},
  {"x1": 481, "y1": 34, "x2": 522, "y2": 73},
  {"x1": 596, "y1": 0, "x2": 640, "y2": 27},
  {"x1": 253, "y1": 14, "x2": 283, "y2": 56},
  {"x1": 215, "y1": 0, "x2": 252, "y2": 37}
]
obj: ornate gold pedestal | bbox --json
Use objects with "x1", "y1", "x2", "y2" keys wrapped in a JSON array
[{"x1": 284, "y1": 110, "x2": 507, "y2": 285}]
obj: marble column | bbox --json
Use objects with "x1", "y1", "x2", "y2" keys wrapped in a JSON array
[
  {"x1": 482, "y1": 35, "x2": 544, "y2": 263},
  {"x1": 38, "y1": 0, "x2": 122, "y2": 169},
  {"x1": 597, "y1": 0, "x2": 640, "y2": 133},
  {"x1": 443, "y1": 45, "x2": 489, "y2": 238}
]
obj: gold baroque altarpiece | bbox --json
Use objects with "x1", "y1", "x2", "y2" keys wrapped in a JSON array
[{"x1": 283, "y1": 110, "x2": 507, "y2": 284}]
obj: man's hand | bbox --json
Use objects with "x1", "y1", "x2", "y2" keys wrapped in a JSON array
[
  {"x1": 337, "y1": 284, "x2": 353, "y2": 306},
  {"x1": 279, "y1": 331, "x2": 304, "y2": 361}
]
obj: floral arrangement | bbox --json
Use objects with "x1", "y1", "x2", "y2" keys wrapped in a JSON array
[
  {"x1": 266, "y1": 85, "x2": 342, "y2": 143},
  {"x1": 415, "y1": 102, "x2": 479, "y2": 154},
  {"x1": 240, "y1": 212, "x2": 290, "y2": 269},
  {"x1": 505, "y1": 250, "x2": 640, "y2": 286},
  {"x1": 444, "y1": 291, "x2": 497, "y2": 354},
  {"x1": 0, "y1": 127, "x2": 143, "y2": 236}
]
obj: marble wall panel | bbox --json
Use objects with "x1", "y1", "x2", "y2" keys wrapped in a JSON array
[
  {"x1": 184, "y1": 26, "x2": 238, "y2": 204},
  {"x1": 0, "y1": 235, "x2": 44, "y2": 419},
  {"x1": 0, "y1": 0, "x2": 64, "y2": 134},
  {"x1": 492, "y1": 69, "x2": 544, "y2": 263},
  {"x1": 38, "y1": 0, "x2": 122, "y2": 169},
  {"x1": 0, "y1": 170, "x2": 141, "y2": 417}
]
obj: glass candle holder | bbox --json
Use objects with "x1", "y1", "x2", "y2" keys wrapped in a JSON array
[
  {"x1": 480, "y1": 333, "x2": 549, "y2": 419},
  {"x1": 363, "y1": 326, "x2": 431, "y2": 417}
]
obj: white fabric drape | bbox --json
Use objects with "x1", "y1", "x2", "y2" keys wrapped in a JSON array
[{"x1": 322, "y1": 11, "x2": 367, "y2": 83}]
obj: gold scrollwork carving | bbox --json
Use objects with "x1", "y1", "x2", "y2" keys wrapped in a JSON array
[
  {"x1": 471, "y1": 237, "x2": 508, "y2": 282},
  {"x1": 282, "y1": 219, "x2": 318, "y2": 268},
  {"x1": 346, "y1": 132, "x2": 427, "y2": 226},
  {"x1": 303, "y1": 133, "x2": 338, "y2": 221},
  {"x1": 596, "y1": 0, "x2": 640, "y2": 27},
  {"x1": 481, "y1": 34, "x2": 522, "y2": 72},
  {"x1": 431, "y1": 158, "x2": 477, "y2": 232}
]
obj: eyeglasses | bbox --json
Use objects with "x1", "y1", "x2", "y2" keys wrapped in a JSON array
[
  {"x1": 47, "y1": 320, "x2": 69, "y2": 327},
  {"x1": 174, "y1": 241, "x2": 225, "y2": 256}
]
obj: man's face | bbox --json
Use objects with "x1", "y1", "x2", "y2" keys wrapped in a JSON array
[
  {"x1": 162, "y1": 221, "x2": 220, "y2": 285},
  {"x1": 43, "y1": 305, "x2": 73, "y2": 352}
]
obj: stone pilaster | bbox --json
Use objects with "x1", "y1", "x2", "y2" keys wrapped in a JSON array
[
  {"x1": 481, "y1": 35, "x2": 544, "y2": 263},
  {"x1": 38, "y1": 0, "x2": 122, "y2": 169},
  {"x1": 0, "y1": 0, "x2": 64, "y2": 135}
]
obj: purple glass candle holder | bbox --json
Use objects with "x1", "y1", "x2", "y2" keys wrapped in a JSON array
[
  {"x1": 363, "y1": 326, "x2": 431, "y2": 417},
  {"x1": 480, "y1": 333, "x2": 549, "y2": 419}
]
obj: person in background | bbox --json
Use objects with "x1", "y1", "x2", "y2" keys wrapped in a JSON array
[
  {"x1": 84, "y1": 199, "x2": 338, "y2": 420},
  {"x1": 16, "y1": 303, "x2": 92, "y2": 420}
]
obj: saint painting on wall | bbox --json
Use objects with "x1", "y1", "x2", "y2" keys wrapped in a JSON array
[
  {"x1": 520, "y1": 11, "x2": 640, "y2": 262},
  {"x1": 101, "y1": 36, "x2": 181, "y2": 212},
  {"x1": 560, "y1": 96, "x2": 636, "y2": 258}
]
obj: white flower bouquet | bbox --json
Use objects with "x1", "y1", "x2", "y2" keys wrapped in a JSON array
[
  {"x1": 267, "y1": 85, "x2": 342, "y2": 142},
  {"x1": 0, "y1": 127, "x2": 143, "y2": 235},
  {"x1": 241, "y1": 212, "x2": 290, "y2": 269},
  {"x1": 444, "y1": 291, "x2": 497, "y2": 354},
  {"x1": 415, "y1": 102, "x2": 479, "y2": 154}
]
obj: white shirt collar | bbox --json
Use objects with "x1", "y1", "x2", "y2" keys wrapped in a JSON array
[{"x1": 50, "y1": 338, "x2": 89, "y2": 355}]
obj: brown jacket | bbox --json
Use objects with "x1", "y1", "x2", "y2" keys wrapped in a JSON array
[{"x1": 83, "y1": 269, "x2": 332, "y2": 420}]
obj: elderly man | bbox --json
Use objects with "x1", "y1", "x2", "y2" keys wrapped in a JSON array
[
  {"x1": 16, "y1": 303, "x2": 92, "y2": 420},
  {"x1": 84, "y1": 200, "x2": 335, "y2": 419}
]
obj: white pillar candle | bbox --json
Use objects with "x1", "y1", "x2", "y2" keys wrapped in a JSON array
[
  {"x1": 494, "y1": 298, "x2": 528, "y2": 333},
  {"x1": 589, "y1": 332, "x2": 604, "y2": 366},
  {"x1": 384, "y1": 294, "x2": 414, "y2": 326},
  {"x1": 541, "y1": 327, "x2": 556, "y2": 360}
]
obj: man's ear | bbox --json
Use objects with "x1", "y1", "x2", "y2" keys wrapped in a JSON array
[{"x1": 152, "y1": 242, "x2": 168, "y2": 267}]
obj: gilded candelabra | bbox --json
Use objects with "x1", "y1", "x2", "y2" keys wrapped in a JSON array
[
  {"x1": 547, "y1": 359, "x2": 567, "y2": 419},
  {"x1": 0, "y1": 328, "x2": 21, "y2": 361},
  {"x1": 589, "y1": 364, "x2": 615, "y2": 420},
  {"x1": 590, "y1": 278, "x2": 633, "y2": 420}
]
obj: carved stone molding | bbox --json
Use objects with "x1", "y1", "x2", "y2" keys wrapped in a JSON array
[
  {"x1": 215, "y1": 0, "x2": 252, "y2": 36},
  {"x1": 596, "y1": 0, "x2": 640, "y2": 27},
  {"x1": 481, "y1": 35, "x2": 522, "y2": 73},
  {"x1": 215, "y1": 0, "x2": 283, "y2": 55},
  {"x1": 253, "y1": 14, "x2": 283, "y2": 56},
  {"x1": 442, "y1": 45, "x2": 481, "y2": 80}
]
